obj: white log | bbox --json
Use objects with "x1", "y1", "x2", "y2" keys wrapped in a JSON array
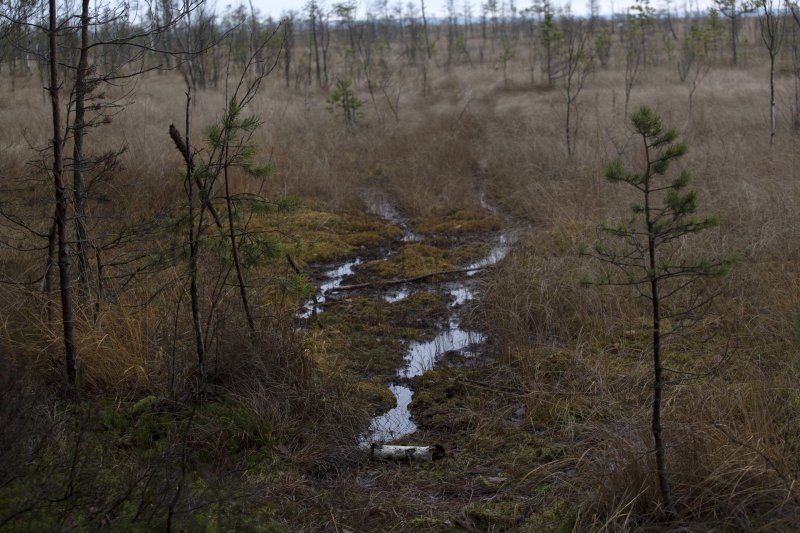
[{"x1": 370, "y1": 444, "x2": 445, "y2": 462}]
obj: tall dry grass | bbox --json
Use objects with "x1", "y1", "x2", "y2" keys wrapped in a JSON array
[
  {"x1": 468, "y1": 55, "x2": 800, "y2": 527},
  {"x1": 2, "y1": 28, "x2": 800, "y2": 527}
]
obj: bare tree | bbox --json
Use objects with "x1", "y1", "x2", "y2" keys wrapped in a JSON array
[
  {"x1": 71, "y1": 0, "x2": 91, "y2": 293},
  {"x1": 789, "y1": 1, "x2": 800, "y2": 129},
  {"x1": 623, "y1": 7, "x2": 647, "y2": 116},
  {"x1": 46, "y1": 0, "x2": 78, "y2": 390},
  {"x1": 754, "y1": 0, "x2": 786, "y2": 147},
  {"x1": 714, "y1": 0, "x2": 754, "y2": 64},
  {"x1": 560, "y1": 17, "x2": 593, "y2": 158},
  {"x1": 539, "y1": 5, "x2": 562, "y2": 87},
  {"x1": 678, "y1": 22, "x2": 712, "y2": 125}
]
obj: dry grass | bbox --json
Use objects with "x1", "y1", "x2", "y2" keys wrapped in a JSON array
[{"x1": 2, "y1": 25, "x2": 800, "y2": 528}]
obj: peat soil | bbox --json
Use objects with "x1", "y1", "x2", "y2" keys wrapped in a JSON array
[{"x1": 289, "y1": 198, "x2": 576, "y2": 532}]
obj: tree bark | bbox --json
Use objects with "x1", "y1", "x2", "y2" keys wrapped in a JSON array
[
  {"x1": 283, "y1": 18, "x2": 292, "y2": 88},
  {"x1": 170, "y1": 93, "x2": 206, "y2": 377},
  {"x1": 72, "y1": 0, "x2": 92, "y2": 293},
  {"x1": 644, "y1": 140, "x2": 671, "y2": 512},
  {"x1": 421, "y1": 0, "x2": 432, "y2": 60},
  {"x1": 49, "y1": 0, "x2": 79, "y2": 390},
  {"x1": 371, "y1": 444, "x2": 445, "y2": 461},
  {"x1": 770, "y1": 52, "x2": 776, "y2": 147},
  {"x1": 311, "y1": 8, "x2": 321, "y2": 87}
]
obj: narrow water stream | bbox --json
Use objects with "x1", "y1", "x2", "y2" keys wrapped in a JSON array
[
  {"x1": 298, "y1": 193, "x2": 514, "y2": 447},
  {"x1": 298, "y1": 258, "x2": 362, "y2": 319},
  {"x1": 361, "y1": 232, "x2": 512, "y2": 446}
]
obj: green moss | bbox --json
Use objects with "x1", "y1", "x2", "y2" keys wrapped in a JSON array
[
  {"x1": 189, "y1": 497, "x2": 287, "y2": 532},
  {"x1": 410, "y1": 369, "x2": 473, "y2": 431},
  {"x1": 523, "y1": 498, "x2": 576, "y2": 533},
  {"x1": 129, "y1": 395, "x2": 160, "y2": 418},
  {"x1": 361, "y1": 244, "x2": 454, "y2": 279},
  {"x1": 194, "y1": 401, "x2": 275, "y2": 455},
  {"x1": 447, "y1": 240, "x2": 493, "y2": 266},
  {"x1": 252, "y1": 206, "x2": 402, "y2": 265},
  {"x1": 507, "y1": 433, "x2": 564, "y2": 466},
  {"x1": 347, "y1": 328, "x2": 406, "y2": 375},
  {"x1": 348, "y1": 380, "x2": 397, "y2": 412},
  {"x1": 314, "y1": 318, "x2": 405, "y2": 376},
  {"x1": 389, "y1": 292, "x2": 450, "y2": 329},
  {"x1": 415, "y1": 208, "x2": 502, "y2": 235},
  {"x1": 315, "y1": 295, "x2": 445, "y2": 377}
]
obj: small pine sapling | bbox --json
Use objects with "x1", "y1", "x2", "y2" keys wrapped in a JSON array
[
  {"x1": 580, "y1": 106, "x2": 732, "y2": 513},
  {"x1": 327, "y1": 78, "x2": 362, "y2": 128}
]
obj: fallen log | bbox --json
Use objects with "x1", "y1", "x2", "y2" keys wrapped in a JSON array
[
  {"x1": 330, "y1": 267, "x2": 483, "y2": 292},
  {"x1": 371, "y1": 444, "x2": 446, "y2": 462}
]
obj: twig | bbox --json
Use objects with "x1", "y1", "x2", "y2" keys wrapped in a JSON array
[{"x1": 329, "y1": 266, "x2": 484, "y2": 292}]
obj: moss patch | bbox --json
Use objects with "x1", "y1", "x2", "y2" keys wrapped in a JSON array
[
  {"x1": 251, "y1": 205, "x2": 403, "y2": 266},
  {"x1": 415, "y1": 207, "x2": 502, "y2": 235},
  {"x1": 360, "y1": 244, "x2": 455, "y2": 279},
  {"x1": 312, "y1": 295, "x2": 444, "y2": 377},
  {"x1": 347, "y1": 380, "x2": 397, "y2": 413}
]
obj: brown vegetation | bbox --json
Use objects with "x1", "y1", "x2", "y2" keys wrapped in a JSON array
[{"x1": 2, "y1": 7, "x2": 800, "y2": 530}]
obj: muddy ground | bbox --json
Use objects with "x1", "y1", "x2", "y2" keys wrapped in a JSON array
[{"x1": 279, "y1": 202, "x2": 576, "y2": 532}]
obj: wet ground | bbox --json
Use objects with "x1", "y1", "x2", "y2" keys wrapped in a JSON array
[{"x1": 298, "y1": 193, "x2": 516, "y2": 448}]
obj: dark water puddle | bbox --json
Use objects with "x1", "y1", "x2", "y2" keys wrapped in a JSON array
[
  {"x1": 298, "y1": 258, "x2": 362, "y2": 319},
  {"x1": 299, "y1": 192, "x2": 515, "y2": 446},
  {"x1": 363, "y1": 190, "x2": 420, "y2": 243},
  {"x1": 361, "y1": 224, "x2": 515, "y2": 445}
]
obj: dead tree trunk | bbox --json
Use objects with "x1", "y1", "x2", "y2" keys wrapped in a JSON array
[
  {"x1": 169, "y1": 100, "x2": 206, "y2": 377},
  {"x1": 48, "y1": 0, "x2": 79, "y2": 390},
  {"x1": 72, "y1": 0, "x2": 92, "y2": 293}
]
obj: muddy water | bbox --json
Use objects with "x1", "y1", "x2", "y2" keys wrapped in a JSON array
[
  {"x1": 299, "y1": 194, "x2": 514, "y2": 446},
  {"x1": 360, "y1": 232, "x2": 512, "y2": 445},
  {"x1": 298, "y1": 258, "x2": 362, "y2": 319},
  {"x1": 363, "y1": 191, "x2": 420, "y2": 243}
]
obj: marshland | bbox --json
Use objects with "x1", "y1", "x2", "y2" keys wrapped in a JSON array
[{"x1": 2, "y1": 0, "x2": 800, "y2": 529}]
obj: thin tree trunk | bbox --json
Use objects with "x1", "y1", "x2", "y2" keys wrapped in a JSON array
[
  {"x1": 73, "y1": 0, "x2": 91, "y2": 293},
  {"x1": 311, "y1": 13, "x2": 321, "y2": 87},
  {"x1": 93, "y1": 247, "x2": 103, "y2": 322},
  {"x1": 283, "y1": 20, "x2": 292, "y2": 87},
  {"x1": 223, "y1": 161, "x2": 256, "y2": 335},
  {"x1": 185, "y1": 104, "x2": 205, "y2": 377},
  {"x1": 170, "y1": 92, "x2": 206, "y2": 377},
  {"x1": 321, "y1": 18, "x2": 329, "y2": 86},
  {"x1": 645, "y1": 142, "x2": 671, "y2": 512},
  {"x1": 649, "y1": 272, "x2": 670, "y2": 510},
  {"x1": 421, "y1": 0, "x2": 432, "y2": 60},
  {"x1": 566, "y1": 95, "x2": 572, "y2": 158},
  {"x1": 770, "y1": 53, "x2": 776, "y2": 147},
  {"x1": 49, "y1": 0, "x2": 79, "y2": 390}
]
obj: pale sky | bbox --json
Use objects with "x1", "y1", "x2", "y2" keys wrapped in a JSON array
[{"x1": 244, "y1": 0, "x2": 717, "y2": 21}]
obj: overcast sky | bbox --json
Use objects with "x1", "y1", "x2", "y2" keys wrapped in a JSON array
[{"x1": 244, "y1": 0, "x2": 716, "y2": 20}]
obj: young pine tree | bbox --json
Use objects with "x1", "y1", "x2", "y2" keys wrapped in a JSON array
[
  {"x1": 580, "y1": 107, "x2": 732, "y2": 513},
  {"x1": 327, "y1": 79, "x2": 362, "y2": 129}
]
